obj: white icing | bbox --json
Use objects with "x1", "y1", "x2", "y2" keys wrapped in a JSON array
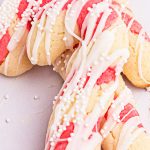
[
  {"x1": 31, "y1": 10, "x2": 47, "y2": 64},
  {"x1": 17, "y1": 46, "x2": 26, "y2": 68},
  {"x1": 27, "y1": 7, "x2": 45, "y2": 59}
]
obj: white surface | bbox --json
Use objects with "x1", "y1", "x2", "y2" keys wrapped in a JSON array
[{"x1": 0, "y1": 0, "x2": 150, "y2": 150}]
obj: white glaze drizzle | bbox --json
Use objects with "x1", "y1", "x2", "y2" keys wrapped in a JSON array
[
  {"x1": 3, "y1": 54, "x2": 10, "y2": 75},
  {"x1": 27, "y1": 4, "x2": 47, "y2": 58},
  {"x1": 31, "y1": 9, "x2": 47, "y2": 64},
  {"x1": 17, "y1": 45, "x2": 26, "y2": 72}
]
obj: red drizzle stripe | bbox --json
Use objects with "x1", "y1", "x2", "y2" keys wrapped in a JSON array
[
  {"x1": 88, "y1": 9, "x2": 118, "y2": 39},
  {"x1": 103, "y1": 9, "x2": 118, "y2": 31},
  {"x1": 119, "y1": 103, "x2": 139, "y2": 123},
  {"x1": 17, "y1": 0, "x2": 29, "y2": 19},
  {"x1": 83, "y1": 67, "x2": 116, "y2": 88},
  {"x1": 54, "y1": 122, "x2": 74, "y2": 150},
  {"x1": 40, "y1": 0, "x2": 52, "y2": 7},
  {"x1": 96, "y1": 67, "x2": 116, "y2": 85},
  {"x1": 93, "y1": 117, "x2": 102, "y2": 132},
  {"x1": 77, "y1": 0, "x2": 104, "y2": 30},
  {"x1": 62, "y1": 0, "x2": 73, "y2": 10},
  {"x1": 138, "y1": 123, "x2": 143, "y2": 128},
  {"x1": 112, "y1": 1, "x2": 150, "y2": 42},
  {"x1": 0, "y1": 31, "x2": 10, "y2": 64}
]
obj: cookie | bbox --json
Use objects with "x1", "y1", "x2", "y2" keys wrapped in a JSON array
[
  {"x1": 0, "y1": 0, "x2": 33, "y2": 76},
  {"x1": 102, "y1": 87, "x2": 150, "y2": 150},
  {"x1": 44, "y1": 1, "x2": 129, "y2": 149},
  {"x1": 0, "y1": 0, "x2": 53, "y2": 76},
  {"x1": 112, "y1": 0, "x2": 150, "y2": 88},
  {"x1": 27, "y1": 1, "x2": 79, "y2": 66}
]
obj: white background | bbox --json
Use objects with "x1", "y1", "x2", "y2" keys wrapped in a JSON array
[{"x1": 0, "y1": 0, "x2": 150, "y2": 150}]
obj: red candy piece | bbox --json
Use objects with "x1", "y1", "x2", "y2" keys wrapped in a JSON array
[
  {"x1": 96, "y1": 67, "x2": 116, "y2": 85},
  {"x1": 54, "y1": 122, "x2": 74, "y2": 150},
  {"x1": 119, "y1": 103, "x2": 139, "y2": 123},
  {"x1": 0, "y1": 31, "x2": 10, "y2": 64}
]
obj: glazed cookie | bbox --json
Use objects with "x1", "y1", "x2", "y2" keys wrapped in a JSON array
[
  {"x1": 27, "y1": 0, "x2": 123, "y2": 66},
  {"x1": 44, "y1": 1, "x2": 130, "y2": 149},
  {"x1": 0, "y1": 0, "x2": 33, "y2": 76},
  {"x1": 112, "y1": 0, "x2": 150, "y2": 88},
  {"x1": 27, "y1": 0, "x2": 79, "y2": 66},
  {"x1": 101, "y1": 86, "x2": 150, "y2": 150},
  {"x1": 0, "y1": 0, "x2": 52, "y2": 76},
  {"x1": 53, "y1": 52, "x2": 150, "y2": 150}
]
